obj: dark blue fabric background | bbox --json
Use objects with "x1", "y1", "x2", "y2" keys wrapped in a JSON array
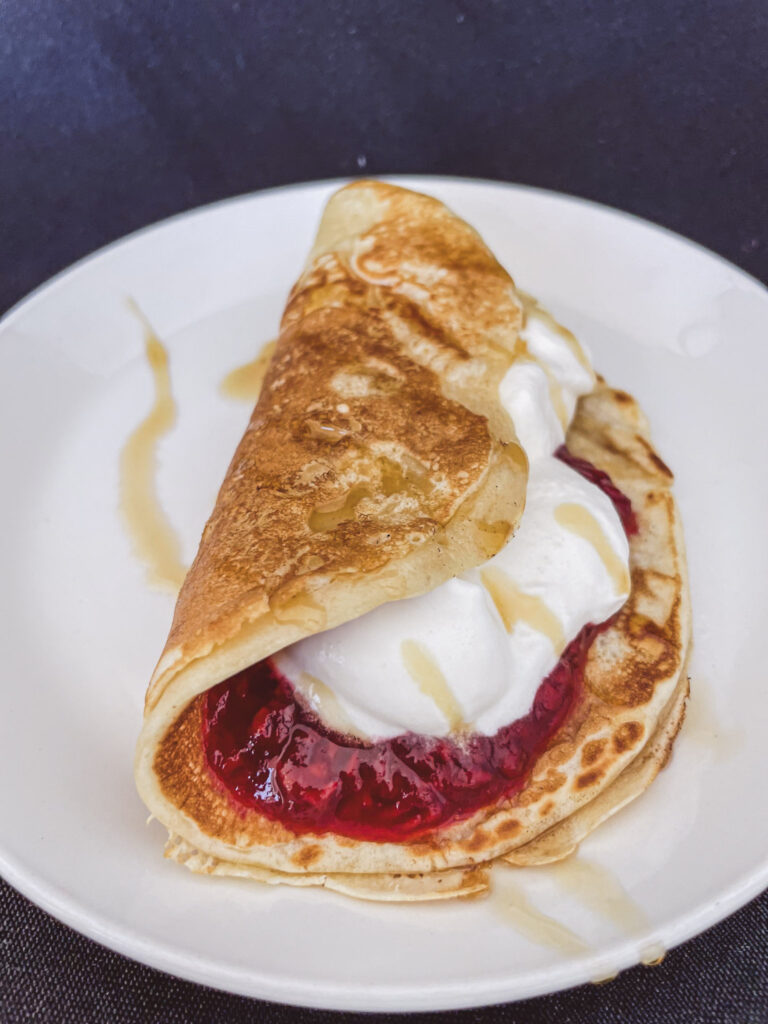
[{"x1": 2, "y1": 0, "x2": 767, "y2": 1020}]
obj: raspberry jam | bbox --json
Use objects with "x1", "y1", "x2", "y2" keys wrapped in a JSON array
[{"x1": 202, "y1": 450, "x2": 635, "y2": 842}]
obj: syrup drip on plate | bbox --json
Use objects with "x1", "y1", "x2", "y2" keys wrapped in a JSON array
[
  {"x1": 119, "y1": 302, "x2": 186, "y2": 591},
  {"x1": 491, "y1": 865, "x2": 589, "y2": 955},
  {"x1": 548, "y1": 856, "x2": 649, "y2": 935},
  {"x1": 122, "y1": 332, "x2": 279, "y2": 590},
  {"x1": 220, "y1": 340, "x2": 276, "y2": 401},
  {"x1": 491, "y1": 856, "x2": 666, "y2": 974},
  {"x1": 548, "y1": 856, "x2": 665, "y2": 965}
]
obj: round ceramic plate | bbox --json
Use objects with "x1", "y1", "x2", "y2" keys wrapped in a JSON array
[{"x1": 0, "y1": 178, "x2": 766, "y2": 1012}]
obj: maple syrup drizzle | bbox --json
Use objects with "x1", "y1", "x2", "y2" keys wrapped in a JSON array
[
  {"x1": 305, "y1": 419, "x2": 349, "y2": 443},
  {"x1": 298, "y1": 672, "x2": 362, "y2": 738},
  {"x1": 309, "y1": 485, "x2": 370, "y2": 532},
  {"x1": 514, "y1": 334, "x2": 570, "y2": 430},
  {"x1": 401, "y1": 640, "x2": 464, "y2": 731},
  {"x1": 474, "y1": 520, "x2": 513, "y2": 559},
  {"x1": 547, "y1": 857, "x2": 667, "y2": 967},
  {"x1": 220, "y1": 340, "x2": 276, "y2": 401},
  {"x1": 491, "y1": 867, "x2": 589, "y2": 955},
  {"x1": 639, "y1": 943, "x2": 667, "y2": 966},
  {"x1": 481, "y1": 566, "x2": 565, "y2": 652},
  {"x1": 519, "y1": 291, "x2": 593, "y2": 372},
  {"x1": 547, "y1": 376, "x2": 570, "y2": 431},
  {"x1": 548, "y1": 857, "x2": 649, "y2": 936},
  {"x1": 119, "y1": 304, "x2": 186, "y2": 591},
  {"x1": 555, "y1": 503, "x2": 630, "y2": 594},
  {"x1": 308, "y1": 455, "x2": 430, "y2": 532},
  {"x1": 491, "y1": 858, "x2": 667, "y2": 969}
]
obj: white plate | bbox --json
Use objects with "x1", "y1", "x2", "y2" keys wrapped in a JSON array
[{"x1": 1, "y1": 177, "x2": 766, "y2": 1012}]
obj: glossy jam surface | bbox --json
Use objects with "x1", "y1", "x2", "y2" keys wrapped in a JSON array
[
  {"x1": 202, "y1": 453, "x2": 635, "y2": 842},
  {"x1": 203, "y1": 627, "x2": 592, "y2": 842}
]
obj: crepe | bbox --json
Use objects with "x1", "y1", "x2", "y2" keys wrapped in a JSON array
[{"x1": 135, "y1": 181, "x2": 690, "y2": 898}]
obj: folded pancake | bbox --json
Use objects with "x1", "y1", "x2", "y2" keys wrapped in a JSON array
[
  {"x1": 135, "y1": 182, "x2": 529, "y2": 850},
  {"x1": 135, "y1": 182, "x2": 690, "y2": 899}
]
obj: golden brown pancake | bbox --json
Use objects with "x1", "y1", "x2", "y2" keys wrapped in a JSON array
[
  {"x1": 140, "y1": 181, "x2": 528, "y2": 726},
  {"x1": 135, "y1": 182, "x2": 690, "y2": 898}
]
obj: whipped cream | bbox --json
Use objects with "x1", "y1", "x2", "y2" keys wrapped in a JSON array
[{"x1": 275, "y1": 300, "x2": 631, "y2": 739}]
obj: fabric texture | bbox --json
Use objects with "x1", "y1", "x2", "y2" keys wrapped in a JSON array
[
  {"x1": 2, "y1": 0, "x2": 767, "y2": 1019},
  {"x1": 1, "y1": 878, "x2": 767, "y2": 1022}
]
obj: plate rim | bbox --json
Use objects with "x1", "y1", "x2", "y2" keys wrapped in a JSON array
[
  {"x1": 1, "y1": 175, "x2": 767, "y2": 1011},
  {"x1": 2, "y1": 174, "x2": 766, "y2": 331}
]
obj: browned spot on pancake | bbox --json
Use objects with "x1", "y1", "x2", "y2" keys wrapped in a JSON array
[
  {"x1": 539, "y1": 800, "x2": 555, "y2": 817},
  {"x1": 576, "y1": 768, "x2": 604, "y2": 789},
  {"x1": 650, "y1": 452, "x2": 673, "y2": 478},
  {"x1": 567, "y1": 419, "x2": 670, "y2": 485},
  {"x1": 613, "y1": 390, "x2": 633, "y2": 404},
  {"x1": 581, "y1": 738, "x2": 607, "y2": 767},
  {"x1": 495, "y1": 818, "x2": 522, "y2": 840},
  {"x1": 517, "y1": 771, "x2": 567, "y2": 807},
  {"x1": 635, "y1": 435, "x2": 674, "y2": 478},
  {"x1": 613, "y1": 720, "x2": 645, "y2": 753},
  {"x1": 629, "y1": 565, "x2": 680, "y2": 601},
  {"x1": 382, "y1": 292, "x2": 473, "y2": 361},
  {"x1": 461, "y1": 829, "x2": 492, "y2": 853},
  {"x1": 585, "y1": 560, "x2": 682, "y2": 708},
  {"x1": 459, "y1": 878, "x2": 492, "y2": 901},
  {"x1": 542, "y1": 771, "x2": 567, "y2": 793},
  {"x1": 163, "y1": 270, "x2": 514, "y2": 663},
  {"x1": 404, "y1": 842, "x2": 434, "y2": 858},
  {"x1": 547, "y1": 743, "x2": 576, "y2": 767},
  {"x1": 291, "y1": 844, "x2": 323, "y2": 868}
]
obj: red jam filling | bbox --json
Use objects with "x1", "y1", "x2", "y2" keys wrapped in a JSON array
[{"x1": 202, "y1": 449, "x2": 635, "y2": 842}]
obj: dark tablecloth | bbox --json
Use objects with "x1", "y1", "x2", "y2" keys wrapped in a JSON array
[{"x1": 2, "y1": 1, "x2": 767, "y2": 1020}]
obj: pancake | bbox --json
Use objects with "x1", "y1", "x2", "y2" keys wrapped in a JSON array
[
  {"x1": 135, "y1": 181, "x2": 690, "y2": 897},
  {"x1": 138, "y1": 181, "x2": 528, "y2": 726},
  {"x1": 162, "y1": 650, "x2": 689, "y2": 900}
]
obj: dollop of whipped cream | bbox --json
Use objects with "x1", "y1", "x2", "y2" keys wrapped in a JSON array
[{"x1": 275, "y1": 299, "x2": 631, "y2": 739}]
